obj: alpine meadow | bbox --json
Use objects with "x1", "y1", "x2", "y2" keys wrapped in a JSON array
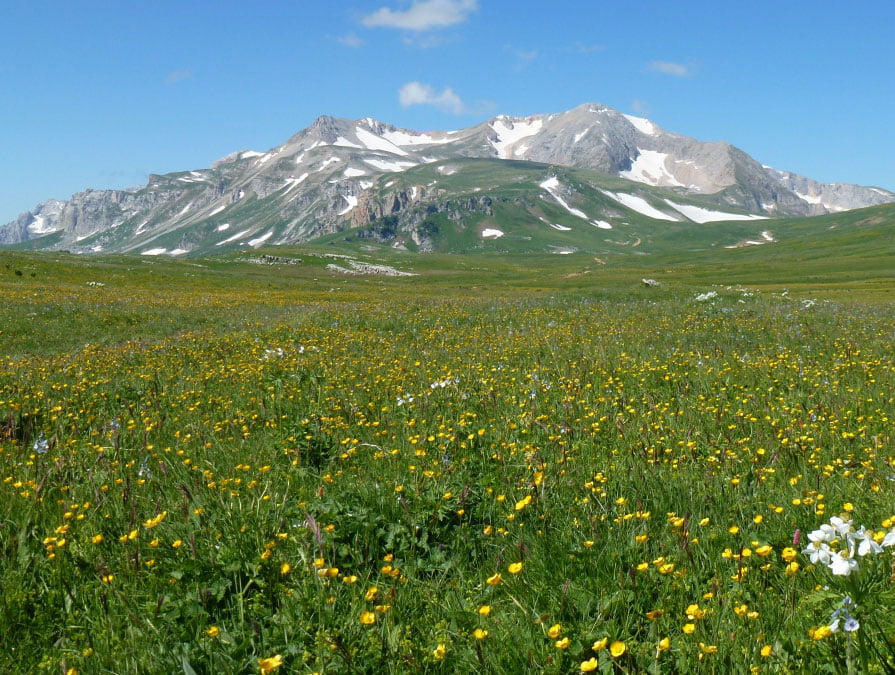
[{"x1": 4, "y1": 2, "x2": 895, "y2": 673}]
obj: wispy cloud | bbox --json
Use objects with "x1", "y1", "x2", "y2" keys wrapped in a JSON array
[
  {"x1": 505, "y1": 45, "x2": 538, "y2": 70},
  {"x1": 630, "y1": 99, "x2": 649, "y2": 114},
  {"x1": 646, "y1": 60, "x2": 690, "y2": 77},
  {"x1": 362, "y1": 0, "x2": 478, "y2": 31},
  {"x1": 399, "y1": 81, "x2": 467, "y2": 114},
  {"x1": 336, "y1": 32, "x2": 365, "y2": 48},
  {"x1": 165, "y1": 69, "x2": 194, "y2": 85},
  {"x1": 570, "y1": 41, "x2": 605, "y2": 54}
]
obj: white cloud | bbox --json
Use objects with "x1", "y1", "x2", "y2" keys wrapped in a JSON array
[
  {"x1": 165, "y1": 69, "x2": 193, "y2": 84},
  {"x1": 398, "y1": 81, "x2": 466, "y2": 114},
  {"x1": 362, "y1": 0, "x2": 478, "y2": 31},
  {"x1": 336, "y1": 32, "x2": 365, "y2": 48},
  {"x1": 647, "y1": 60, "x2": 690, "y2": 77}
]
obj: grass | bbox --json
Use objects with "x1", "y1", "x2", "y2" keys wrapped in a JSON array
[{"x1": 1, "y1": 243, "x2": 895, "y2": 673}]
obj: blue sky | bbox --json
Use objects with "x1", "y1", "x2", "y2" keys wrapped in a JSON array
[{"x1": 3, "y1": 1, "x2": 894, "y2": 224}]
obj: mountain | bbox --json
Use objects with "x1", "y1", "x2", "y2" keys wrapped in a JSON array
[{"x1": 2, "y1": 103, "x2": 893, "y2": 256}]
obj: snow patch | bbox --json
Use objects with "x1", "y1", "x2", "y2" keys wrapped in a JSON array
[
  {"x1": 490, "y1": 118, "x2": 543, "y2": 159},
  {"x1": 343, "y1": 167, "x2": 367, "y2": 178},
  {"x1": 337, "y1": 195, "x2": 358, "y2": 215},
  {"x1": 208, "y1": 203, "x2": 227, "y2": 217},
  {"x1": 382, "y1": 129, "x2": 453, "y2": 146},
  {"x1": 240, "y1": 150, "x2": 264, "y2": 159},
  {"x1": 573, "y1": 128, "x2": 590, "y2": 143},
  {"x1": 282, "y1": 173, "x2": 309, "y2": 193},
  {"x1": 664, "y1": 200, "x2": 768, "y2": 223},
  {"x1": 623, "y1": 114, "x2": 658, "y2": 136},
  {"x1": 141, "y1": 248, "x2": 168, "y2": 256},
  {"x1": 315, "y1": 157, "x2": 341, "y2": 172},
  {"x1": 592, "y1": 220, "x2": 613, "y2": 230},
  {"x1": 216, "y1": 223, "x2": 230, "y2": 232},
  {"x1": 437, "y1": 165, "x2": 457, "y2": 175},
  {"x1": 217, "y1": 229, "x2": 252, "y2": 245},
  {"x1": 539, "y1": 176, "x2": 589, "y2": 220},
  {"x1": 27, "y1": 215, "x2": 56, "y2": 235},
  {"x1": 169, "y1": 248, "x2": 189, "y2": 256},
  {"x1": 248, "y1": 231, "x2": 274, "y2": 247},
  {"x1": 481, "y1": 228, "x2": 504, "y2": 239},
  {"x1": 600, "y1": 190, "x2": 679, "y2": 221},
  {"x1": 549, "y1": 223, "x2": 572, "y2": 231},
  {"x1": 355, "y1": 127, "x2": 409, "y2": 156},
  {"x1": 621, "y1": 150, "x2": 684, "y2": 187},
  {"x1": 365, "y1": 158, "x2": 417, "y2": 172},
  {"x1": 334, "y1": 136, "x2": 362, "y2": 149}
]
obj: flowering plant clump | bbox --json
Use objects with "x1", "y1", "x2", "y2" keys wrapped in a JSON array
[
  {"x1": 802, "y1": 515, "x2": 895, "y2": 672},
  {"x1": 802, "y1": 516, "x2": 895, "y2": 576}
]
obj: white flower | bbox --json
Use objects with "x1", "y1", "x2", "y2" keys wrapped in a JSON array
[
  {"x1": 829, "y1": 551, "x2": 859, "y2": 576},
  {"x1": 851, "y1": 526, "x2": 883, "y2": 557},
  {"x1": 881, "y1": 529, "x2": 895, "y2": 547},
  {"x1": 803, "y1": 542, "x2": 833, "y2": 566}
]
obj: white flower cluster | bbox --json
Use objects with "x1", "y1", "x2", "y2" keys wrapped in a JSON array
[
  {"x1": 694, "y1": 291, "x2": 718, "y2": 302},
  {"x1": 803, "y1": 516, "x2": 895, "y2": 576}
]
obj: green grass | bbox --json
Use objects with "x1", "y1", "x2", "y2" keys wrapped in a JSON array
[{"x1": 1, "y1": 244, "x2": 895, "y2": 673}]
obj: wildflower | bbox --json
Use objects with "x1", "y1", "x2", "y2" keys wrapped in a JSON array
[
  {"x1": 580, "y1": 657, "x2": 598, "y2": 672},
  {"x1": 781, "y1": 547, "x2": 797, "y2": 562},
  {"x1": 609, "y1": 641, "x2": 626, "y2": 657},
  {"x1": 280, "y1": 562, "x2": 291, "y2": 575},
  {"x1": 478, "y1": 605, "x2": 491, "y2": 616},
  {"x1": 658, "y1": 637, "x2": 671, "y2": 651},
  {"x1": 433, "y1": 643, "x2": 446, "y2": 660},
  {"x1": 486, "y1": 572, "x2": 502, "y2": 585},
  {"x1": 473, "y1": 628, "x2": 488, "y2": 640},
  {"x1": 515, "y1": 495, "x2": 532, "y2": 511},
  {"x1": 365, "y1": 587, "x2": 379, "y2": 602},
  {"x1": 682, "y1": 623, "x2": 696, "y2": 634},
  {"x1": 205, "y1": 626, "x2": 220, "y2": 638},
  {"x1": 555, "y1": 637, "x2": 571, "y2": 649},
  {"x1": 592, "y1": 637, "x2": 608, "y2": 651},
  {"x1": 258, "y1": 655, "x2": 283, "y2": 673},
  {"x1": 359, "y1": 611, "x2": 376, "y2": 625},
  {"x1": 91, "y1": 534, "x2": 104, "y2": 544},
  {"x1": 508, "y1": 562, "x2": 523, "y2": 574},
  {"x1": 547, "y1": 623, "x2": 562, "y2": 638},
  {"x1": 760, "y1": 645, "x2": 772, "y2": 657}
]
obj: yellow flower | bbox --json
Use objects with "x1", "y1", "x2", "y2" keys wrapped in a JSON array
[
  {"x1": 473, "y1": 628, "x2": 488, "y2": 640},
  {"x1": 258, "y1": 655, "x2": 283, "y2": 673},
  {"x1": 91, "y1": 534, "x2": 103, "y2": 544},
  {"x1": 580, "y1": 657, "x2": 598, "y2": 672},
  {"x1": 592, "y1": 637, "x2": 608, "y2": 651},
  {"x1": 360, "y1": 611, "x2": 376, "y2": 625},
  {"x1": 280, "y1": 562, "x2": 291, "y2": 575},
  {"x1": 547, "y1": 623, "x2": 562, "y2": 638},
  {"x1": 365, "y1": 586, "x2": 379, "y2": 602},
  {"x1": 755, "y1": 545, "x2": 772, "y2": 557},
  {"x1": 433, "y1": 643, "x2": 446, "y2": 660},
  {"x1": 555, "y1": 637, "x2": 571, "y2": 650},
  {"x1": 784, "y1": 561, "x2": 799, "y2": 576},
  {"x1": 685, "y1": 604, "x2": 706, "y2": 620},
  {"x1": 172, "y1": 539, "x2": 183, "y2": 549},
  {"x1": 515, "y1": 495, "x2": 532, "y2": 511},
  {"x1": 343, "y1": 575, "x2": 358, "y2": 585},
  {"x1": 205, "y1": 626, "x2": 220, "y2": 638},
  {"x1": 609, "y1": 641, "x2": 626, "y2": 657},
  {"x1": 760, "y1": 644, "x2": 772, "y2": 657},
  {"x1": 810, "y1": 625, "x2": 832, "y2": 640},
  {"x1": 645, "y1": 609, "x2": 663, "y2": 620},
  {"x1": 781, "y1": 547, "x2": 797, "y2": 562},
  {"x1": 486, "y1": 572, "x2": 502, "y2": 586},
  {"x1": 478, "y1": 605, "x2": 491, "y2": 616},
  {"x1": 508, "y1": 562, "x2": 523, "y2": 574},
  {"x1": 658, "y1": 637, "x2": 671, "y2": 651},
  {"x1": 682, "y1": 623, "x2": 696, "y2": 634},
  {"x1": 699, "y1": 643, "x2": 718, "y2": 654}
]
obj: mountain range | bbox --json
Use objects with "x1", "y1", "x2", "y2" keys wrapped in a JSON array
[{"x1": 2, "y1": 102, "x2": 893, "y2": 256}]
